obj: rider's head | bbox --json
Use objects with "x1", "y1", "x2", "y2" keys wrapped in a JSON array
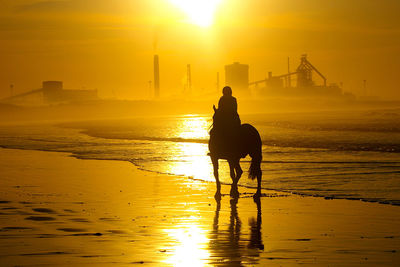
[{"x1": 222, "y1": 86, "x2": 232, "y2": 96}]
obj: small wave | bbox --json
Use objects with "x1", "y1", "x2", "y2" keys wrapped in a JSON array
[{"x1": 80, "y1": 130, "x2": 208, "y2": 144}]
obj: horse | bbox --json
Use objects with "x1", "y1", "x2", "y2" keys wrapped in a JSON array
[{"x1": 208, "y1": 106, "x2": 262, "y2": 199}]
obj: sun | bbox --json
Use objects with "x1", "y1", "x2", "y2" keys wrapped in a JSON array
[{"x1": 169, "y1": 0, "x2": 222, "y2": 27}]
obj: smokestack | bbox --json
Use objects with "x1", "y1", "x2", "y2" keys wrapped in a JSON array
[{"x1": 154, "y1": 55, "x2": 160, "y2": 98}]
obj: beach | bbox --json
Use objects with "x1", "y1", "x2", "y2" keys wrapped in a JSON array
[
  {"x1": 2, "y1": 0, "x2": 400, "y2": 264},
  {"x1": 0, "y1": 148, "x2": 399, "y2": 266}
]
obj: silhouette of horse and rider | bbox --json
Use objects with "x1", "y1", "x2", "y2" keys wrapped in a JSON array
[{"x1": 209, "y1": 86, "x2": 262, "y2": 200}]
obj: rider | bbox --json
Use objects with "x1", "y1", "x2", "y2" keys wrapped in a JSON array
[
  {"x1": 214, "y1": 86, "x2": 241, "y2": 154},
  {"x1": 218, "y1": 86, "x2": 241, "y2": 130}
]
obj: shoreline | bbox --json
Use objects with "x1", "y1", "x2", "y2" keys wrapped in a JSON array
[
  {"x1": 0, "y1": 148, "x2": 399, "y2": 266},
  {"x1": 2, "y1": 145, "x2": 400, "y2": 208}
]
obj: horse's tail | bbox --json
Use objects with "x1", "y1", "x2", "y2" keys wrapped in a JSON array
[
  {"x1": 246, "y1": 125, "x2": 262, "y2": 180},
  {"x1": 249, "y1": 152, "x2": 262, "y2": 180}
]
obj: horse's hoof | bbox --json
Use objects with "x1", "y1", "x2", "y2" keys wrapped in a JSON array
[{"x1": 253, "y1": 192, "x2": 261, "y2": 199}]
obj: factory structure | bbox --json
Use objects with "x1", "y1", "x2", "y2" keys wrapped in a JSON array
[
  {"x1": 226, "y1": 55, "x2": 347, "y2": 98},
  {"x1": 2, "y1": 81, "x2": 98, "y2": 104},
  {"x1": 148, "y1": 53, "x2": 346, "y2": 99},
  {"x1": 2, "y1": 54, "x2": 350, "y2": 105},
  {"x1": 225, "y1": 62, "x2": 249, "y2": 91}
]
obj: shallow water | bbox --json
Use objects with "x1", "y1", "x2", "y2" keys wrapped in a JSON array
[{"x1": 0, "y1": 111, "x2": 400, "y2": 205}]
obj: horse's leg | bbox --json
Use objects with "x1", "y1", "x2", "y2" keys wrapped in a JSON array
[
  {"x1": 228, "y1": 160, "x2": 236, "y2": 182},
  {"x1": 229, "y1": 159, "x2": 240, "y2": 198},
  {"x1": 234, "y1": 159, "x2": 243, "y2": 182},
  {"x1": 211, "y1": 156, "x2": 221, "y2": 199},
  {"x1": 254, "y1": 172, "x2": 262, "y2": 198}
]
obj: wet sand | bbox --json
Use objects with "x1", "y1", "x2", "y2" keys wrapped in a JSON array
[{"x1": 0, "y1": 148, "x2": 399, "y2": 266}]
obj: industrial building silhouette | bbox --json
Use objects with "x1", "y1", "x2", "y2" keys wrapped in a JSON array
[
  {"x1": 2, "y1": 81, "x2": 98, "y2": 104},
  {"x1": 225, "y1": 62, "x2": 249, "y2": 91},
  {"x1": 248, "y1": 55, "x2": 344, "y2": 97}
]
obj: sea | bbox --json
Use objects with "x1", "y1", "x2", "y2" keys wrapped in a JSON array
[{"x1": 1, "y1": 110, "x2": 400, "y2": 205}]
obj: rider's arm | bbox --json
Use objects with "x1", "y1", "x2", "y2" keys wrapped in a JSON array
[
  {"x1": 218, "y1": 97, "x2": 223, "y2": 110},
  {"x1": 233, "y1": 97, "x2": 238, "y2": 113}
]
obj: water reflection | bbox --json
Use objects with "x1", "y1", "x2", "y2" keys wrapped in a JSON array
[
  {"x1": 208, "y1": 197, "x2": 264, "y2": 266},
  {"x1": 248, "y1": 198, "x2": 264, "y2": 251},
  {"x1": 166, "y1": 142, "x2": 215, "y2": 182},
  {"x1": 162, "y1": 197, "x2": 264, "y2": 266},
  {"x1": 177, "y1": 116, "x2": 210, "y2": 140},
  {"x1": 163, "y1": 216, "x2": 209, "y2": 266}
]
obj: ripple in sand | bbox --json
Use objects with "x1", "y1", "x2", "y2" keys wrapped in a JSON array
[
  {"x1": 70, "y1": 232, "x2": 103, "y2": 236},
  {"x1": 57, "y1": 228, "x2": 87, "y2": 232},
  {"x1": 1, "y1": 227, "x2": 33, "y2": 231},
  {"x1": 20, "y1": 251, "x2": 70, "y2": 256},
  {"x1": 1, "y1": 207, "x2": 18, "y2": 210},
  {"x1": 19, "y1": 201, "x2": 34, "y2": 204},
  {"x1": 32, "y1": 208, "x2": 56, "y2": 213},
  {"x1": 99, "y1": 217, "x2": 119, "y2": 222},
  {"x1": 16, "y1": 210, "x2": 35, "y2": 215},
  {"x1": 69, "y1": 218, "x2": 90, "y2": 223},
  {"x1": 107, "y1": 230, "x2": 126, "y2": 234},
  {"x1": 37, "y1": 234, "x2": 60, "y2": 238},
  {"x1": 64, "y1": 209, "x2": 78, "y2": 213},
  {"x1": 25, "y1": 216, "x2": 56, "y2": 221},
  {"x1": 0, "y1": 200, "x2": 11, "y2": 204}
]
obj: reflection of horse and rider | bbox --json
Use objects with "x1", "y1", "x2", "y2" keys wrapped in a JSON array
[
  {"x1": 209, "y1": 86, "x2": 263, "y2": 199},
  {"x1": 208, "y1": 196, "x2": 264, "y2": 266}
]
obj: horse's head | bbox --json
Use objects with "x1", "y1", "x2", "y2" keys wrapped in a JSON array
[
  {"x1": 212, "y1": 105, "x2": 222, "y2": 129},
  {"x1": 212, "y1": 105, "x2": 218, "y2": 122}
]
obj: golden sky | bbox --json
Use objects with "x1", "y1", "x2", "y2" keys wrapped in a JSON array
[{"x1": 1, "y1": 0, "x2": 400, "y2": 99}]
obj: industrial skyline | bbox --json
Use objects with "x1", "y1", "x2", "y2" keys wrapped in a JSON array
[
  {"x1": 2, "y1": 54, "x2": 367, "y2": 104},
  {"x1": 1, "y1": 0, "x2": 400, "y2": 100}
]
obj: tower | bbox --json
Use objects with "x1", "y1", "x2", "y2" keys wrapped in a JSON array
[
  {"x1": 224, "y1": 62, "x2": 249, "y2": 91},
  {"x1": 154, "y1": 55, "x2": 160, "y2": 98}
]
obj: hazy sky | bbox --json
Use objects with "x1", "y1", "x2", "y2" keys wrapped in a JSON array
[{"x1": 1, "y1": 0, "x2": 400, "y2": 99}]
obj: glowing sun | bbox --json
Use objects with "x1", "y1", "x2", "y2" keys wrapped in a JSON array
[{"x1": 169, "y1": 0, "x2": 222, "y2": 27}]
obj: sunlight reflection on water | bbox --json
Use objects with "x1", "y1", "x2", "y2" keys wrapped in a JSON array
[
  {"x1": 177, "y1": 116, "x2": 210, "y2": 140},
  {"x1": 166, "y1": 142, "x2": 215, "y2": 182},
  {"x1": 165, "y1": 116, "x2": 216, "y2": 182},
  {"x1": 163, "y1": 118, "x2": 213, "y2": 266},
  {"x1": 163, "y1": 221, "x2": 209, "y2": 266}
]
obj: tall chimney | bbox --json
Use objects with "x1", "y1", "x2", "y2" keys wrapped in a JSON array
[{"x1": 154, "y1": 55, "x2": 160, "y2": 98}]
